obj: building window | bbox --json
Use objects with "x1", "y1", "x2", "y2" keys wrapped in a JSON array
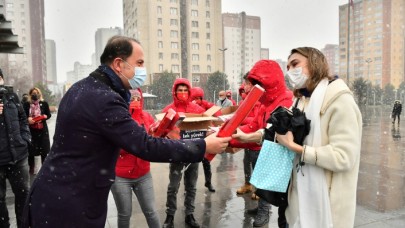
[
  {"x1": 170, "y1": 19, "x2": 178, "y2": 26},
  {"x1": 206, "y1": 11, "x2": 210, "y2": 18},
  {"x1": 191, "y1": 0, "x2": 198, "y2": 5},
  {"x1": 206, "y1": 44, "x2": 211, "y2": 51},
  {"x1": 170, "y1": 0, "x2": 177, "y2": 2},
  {"x1": 170, "y1": 30, "x2": 178, "y2": 38},
  {"x1": 171, "y1": 53, "x2": 179, "y2": 60},
  {"x1": 157, "y1": 29, "x2": 162, "y2": 37},
  {"x1": 207, "y1": 65, "x2": 212, "y2": 72},
  {"x1": 159, "y1": 64, "x2": 164, "y2": 72},
  {"x1": 192, "y1": 43, "x2": 199, "y2": 50},
  {"x1": 157, "y1": 6, "x2": 162, "y2": 14},
  {"x1": 172, "y1": 65, "x2": 180, "y2": 72},
  {"x1": 158, "y1": 18, "x2": 162, "y2": 25},
  {"x1": 159, "y1": 52, "x2": 163, "y2": 60},
  {"x1": 170, "y1": 7, "x2": 178, "y2": 15},
  {"x1": 158, "y1": 41, "x2": 163, "y2": 48},
  {"x1": 191, "y1": 10, "x2": 198, "y2": 17},
  {"x1": 171, "y1": 42, "x2": 179, "y2": 49},
  {"x1": 206, "y1": 22, "x2": 210, "y2": 29},
  {"x1": 193, "y1": 75, "x2": 201, "y2": 83},
  {"x1": 206, "y1": 33, "x2": 210, "y2": 39},
  {"x1": 192, "y1": 54, "x2": 199, "y2": 61},
  {"x1": 207, "y1": 54, "x2": 211, "y2": 61},
  {"x1": 192, "y1": 32, "x2": 199, "y2": 38},
  {"x1": 192, "y1": 21, "x2": 199, "y2": 27},
  {"x1": 192, "y1": 65, "x2": 200, "y2": 72},
  {"x1": 206, "y1": 0, "x2": 210, "y2": 7}
]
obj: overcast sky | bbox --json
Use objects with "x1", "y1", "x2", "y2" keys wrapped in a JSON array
[{"x1": 44, "y1": 0, "x2": 347, "y2": 83}]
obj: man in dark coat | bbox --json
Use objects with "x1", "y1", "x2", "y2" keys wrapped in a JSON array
[
  {"x1": 23, "y1": 36, "x2": 230, "y2": 228},
  {"x1": 392, "y1": 100, "x2": 402, "y2": 124},
  {"x1": 0, "y1": 69, "x2": 31, "y2": 228}
]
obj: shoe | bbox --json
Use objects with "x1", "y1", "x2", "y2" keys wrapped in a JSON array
[
  {"x1": 205, "y1": 182, "x2": 216, "y2": 192},
  {"x1": 162, "y1": 214, "x2": 174, "y2": 228},
  {"x1": 253, "y1": 211, "x2": 270, "y2": 227},
  {"x1": 247, "y1": 207, "x2": 258, "y2": 215},
  {"x1": 185, "y1": 214, "x2": 200, "y2": 228},
  {"x1": 251, "y1": 193, "x2": 260, "y2": 200},
  {"x1": 236, "y1": 183, "x2": 253, "y2": 194}
]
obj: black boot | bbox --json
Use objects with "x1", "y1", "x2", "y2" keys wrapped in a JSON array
[
  {"x1": 162, "y1": 214, "x2": 174, "y2": 228},
  {"x1": 185, "y1": 214, "x2": 200, "y2": 228},
  {"x1": 202, "y1": 158, "x2": 215, "y2": 192}
]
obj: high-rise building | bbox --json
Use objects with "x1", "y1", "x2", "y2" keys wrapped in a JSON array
[
  {"x1": 339, "y1": 0, "x2": 405, "y2": 88},
  {"x1": 260, "y1": 48, "x2": 269, "y2": 60},
  {"x1": 45, "y1": 39, "x2": 57, "y2": 84},
  {"x1": 123, "y1": 0, "x2": 223, "y2": 86},
  {"x1": 0, "y1": 0, "x2": 46, "y2": 86},
  {"x1": 222, "y1": 12, "x2": 261, "y2": 91},
  {"x1": 322, "y1": 44, "x2": 339, "y2": 76},
  {"x1": 95, "y1": 27, "x2": 123, "y2": 66},
  {"x1": 66, "y1": 61, "x2": 94, "y2": 84}
]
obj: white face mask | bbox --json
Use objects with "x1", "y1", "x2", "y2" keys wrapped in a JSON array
[{"x1": 286, "y1": 67, "x2": 308, "y2": 89}]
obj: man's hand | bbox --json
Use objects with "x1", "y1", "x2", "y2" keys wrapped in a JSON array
[
  {"x1": 232, "y1": 128, "x2": 261, "y2": 143},
  {"x1": 204, "y1": 132, "x2": 231, "y2": 154},
  {"x1": 0, "y1": 103, "x2": 3, "y2": 115}
]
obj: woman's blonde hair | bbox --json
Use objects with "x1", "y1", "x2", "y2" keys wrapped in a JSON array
[
  {"x1": 289, "y1": 47, "x2": 332, "y2": 97},
  {"x1": 28, "y1": 87, "x2": 44, "y2": 102}
]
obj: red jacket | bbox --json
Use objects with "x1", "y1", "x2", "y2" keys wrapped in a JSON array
[
  {"x1": 115, "y1": 89, "x2": 155, "y2": 179},
  {"x1": 230, "y1": 60, "x2": 293, "y2": 150},
  {"x1": 162, "y1": 78, "x2": 205, "y2": 114}
]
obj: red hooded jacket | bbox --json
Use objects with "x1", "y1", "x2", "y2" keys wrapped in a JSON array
[
  {"x1": 115, "y1": 89, "x2": 155, "y2": 179},
  {"x1": 162, "y1": 78, "x2": 205, "y2": 114},
  {"x1": 230, "y1": 60, "x2": 293, "y2": 150},
  {"x1": 190, "y1": 87, "x2": 215, "y2": 110}
]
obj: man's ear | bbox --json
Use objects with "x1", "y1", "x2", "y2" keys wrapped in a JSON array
[{"x1": 112, "y1": 58, "x2": 123, "y2": 73}]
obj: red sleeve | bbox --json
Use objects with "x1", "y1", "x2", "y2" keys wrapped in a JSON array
[{"x1": 162, "y1": 103, "x2": 174, "y2": 113}]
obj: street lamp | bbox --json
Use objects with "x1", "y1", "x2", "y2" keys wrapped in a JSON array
[
  {"x1": 365, "y1": 58, "x2": 373, "y2": 80},
  {"x1": 219, "y1": 48, "x2": 228, "y2": 90}
]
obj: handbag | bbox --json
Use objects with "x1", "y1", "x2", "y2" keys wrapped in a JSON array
[{"x1": 250, "y1": 139, "x2": 295, "y2": 193}]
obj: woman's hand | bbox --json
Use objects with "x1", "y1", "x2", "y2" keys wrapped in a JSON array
[
  {"x1": 28, "y1": 117, "x2": 35, "y2": 125},
  {"x1": 275, "y1": 131, "x2": 303, "y2": 154}
]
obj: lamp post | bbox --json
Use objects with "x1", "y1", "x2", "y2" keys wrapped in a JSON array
[
  {"x1": 219, "y1": 48, "x2": 228, "y2": 90},
  {"x1": 365, "y1": 58, "x2": 373, "y2": 81}
]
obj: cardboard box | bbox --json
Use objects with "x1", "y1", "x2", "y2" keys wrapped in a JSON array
[
  {"x1": 156, "y1": 106, "x2": 221, "y2": 130},
  {"x1": 213, "y1": 106, "x2": 239, "y2": 126}
]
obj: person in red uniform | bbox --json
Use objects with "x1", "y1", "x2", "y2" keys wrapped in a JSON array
[
  {"x1": 230, "y1": 60, "x2": 293, "y2": 227},
  {"x1": 226, "y1": 90, "x2": 236, "y2": 105},
  {"x1": 162, "y1": 79, "x2": 205, "y2": 228},
  {"x1": 111, "y1": 89, "x2": 160, "y2": 228},
  {"x1": 190, "y1": 87, "x2": 216, "y2": 193}
]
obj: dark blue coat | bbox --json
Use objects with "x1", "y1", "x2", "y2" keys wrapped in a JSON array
[{"x1": 24, "y1": 67, "x2": 206, "y2": 227}]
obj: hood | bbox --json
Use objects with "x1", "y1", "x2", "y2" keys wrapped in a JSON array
[
  {"x1": 238, "y1": 83, "x2": 245, "y2": 96},
  {"x1": 172, "y1": 78, "x2": 192, "y2": 105},
  {"x1": 191, "y1": 86, "x2": 204, "y2": 99},
  {"x1": 130, "y1": 88, "x2": 144, "y2": 109},
  {"x1": 248, "y1": 60, "x2": 289, "y2": 106}
]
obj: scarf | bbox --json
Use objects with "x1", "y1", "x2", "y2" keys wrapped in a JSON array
[
  {"x1": 294, "y1": 78, "x2": 333, "y2": 228},
  {"x1": 30, "y1": 100, "x2": 41, "y2": 117}
]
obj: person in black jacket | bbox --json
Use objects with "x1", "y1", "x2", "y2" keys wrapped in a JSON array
[
  {"x1": 0, "y1": 70, "x2": 31, "y2": 228},
  {"x1": 392, "y1": 100, "x2": 402, "y2": 124},
  {"x1": 22, "y1": 36, "x2": 231, "y2": 228},
  {"x1": 23, "y1": 87, "x2": 51, "y2": 174}
]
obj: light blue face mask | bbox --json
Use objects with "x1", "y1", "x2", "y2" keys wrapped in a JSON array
[{"x1": 121, "y1": 60, "x2": 147, "y2": 89}]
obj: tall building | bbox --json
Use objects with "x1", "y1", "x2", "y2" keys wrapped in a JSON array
[
  {"x1": 45, "y1": 39, "x2": 57, "y2": 84},
  {"x1": 260, "y1": 48, "x2": 269, "y2": 60},
  {"x1": 95, "y1": 27, "x2": 123, "y2": 66},
  {"x1": 0, "y1": 0, "x2": 46, "y2": 86},
  {"x1": 123, "y1": 0, "x2": 223, "y2": 86},
  {"x1": 339, "y1": 0, "x2": 405, "y2": 88},
  {"x1": 322, "y1": 44, "x2": 339, "y2": 76},
  {"x1": 222, "y1": 12, "x2": 261, "y2": 91},
  {"x1": 66, "y1": 61, "x2": 94, "y2": 84}
]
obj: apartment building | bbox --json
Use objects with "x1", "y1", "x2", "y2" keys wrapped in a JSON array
[
  {"x1": 322, "y1": 44, "x2": 339, "y2": 76},
  {"x1": 95, "y1": 27, "x2": 123, "y2": 66}
]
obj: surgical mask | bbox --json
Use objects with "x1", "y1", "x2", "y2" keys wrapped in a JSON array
[
  {"x1": 129, "y1": 100, "x2": 141, "y2": 110},
  {"x1": 121, "y1": 60, "x2": 147, "y2": 89},
  {"x1": 286, "y1": 67, "x2": 308, "y2": 89},
  {"x1": 177, "y1": 92, "x2": 189, "y2": 101},
  {"x1": 219, "y1": 97, "x2": 225, "y2": 101}
]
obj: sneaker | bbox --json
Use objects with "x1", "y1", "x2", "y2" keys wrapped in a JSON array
[
  {"x1": 236, "y1": 183, "x2": 253, "y2": 194},
  {"x1": 253, "y1": 212, "x2": 269, "y2": 227},
  {"x1": 162, "y1": 214, "x2": 174, "y2": 228},
  {"x1": 251, "y1": 193, "x2": 260, "y2": 200},
  {"x1": 185, "y1": 214, "x2": 200, "y2": 228}
]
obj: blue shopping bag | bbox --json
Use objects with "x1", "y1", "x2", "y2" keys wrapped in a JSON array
[{"x1": 250, "y1": 139, "x2": 295, "y2": 193}]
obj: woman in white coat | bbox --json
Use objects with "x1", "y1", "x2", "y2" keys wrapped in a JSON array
[{"x1": 276, "y1": 47, "x2": 362, "y2": 228}]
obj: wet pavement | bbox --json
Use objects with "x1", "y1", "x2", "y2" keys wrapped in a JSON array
[{"x1": 6, "y1": 105, "x2": 405, "y2": 227}]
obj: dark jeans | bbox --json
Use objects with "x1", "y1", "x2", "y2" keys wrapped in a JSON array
[
  {"x1": 202, "y1": 158, "x2": 212, "y2": 184},
  {"x1": 393, "y1": 113, "x2": 400, "y2": 124},
  {"x1": 0, "y1": 157, "x2": 30, "y2": 228},
  {"x1": 165, "y1": 163, "x2": 199, "y2": 216},
  {"x1": 243, "y1": 149, "x2": 260, "y2": 183}
]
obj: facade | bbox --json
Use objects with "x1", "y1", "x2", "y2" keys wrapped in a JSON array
[
  {"x1": 123, "y1": 0, "x2": 223, "y2": 86},
  {"x1": 95, "y1": 27, "x2": 123, "y2": 66},
  {"x1": 322, "y1": 44, "x2": 339, "y2": 76},
  {"x1": 260, "y1": 48, "x2": 269, "y2": 60},
  {"x1": 0, "y1": 0, "x2": 46, "y2": 86},
  {"x1": 339, "y1": 0, "x2": 405, "y2": 88},
  {"x1": 222, "y1": 12, "x2": 261, "y2": 91},
  {"x1": 66, "y1": 61, "x2": 94, "y2": 84},
  {"x1": 45, "y1": 39, "x2": 57, "y2": 85}
]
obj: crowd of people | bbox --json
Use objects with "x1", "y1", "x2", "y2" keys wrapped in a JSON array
[{"x1": 0, "y1": 35, "x2": 365, "y2": 228}]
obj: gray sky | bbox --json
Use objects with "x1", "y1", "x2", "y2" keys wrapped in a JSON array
[{"x1": 44, "y1": 0, "x2": 347, "y2": 83}]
